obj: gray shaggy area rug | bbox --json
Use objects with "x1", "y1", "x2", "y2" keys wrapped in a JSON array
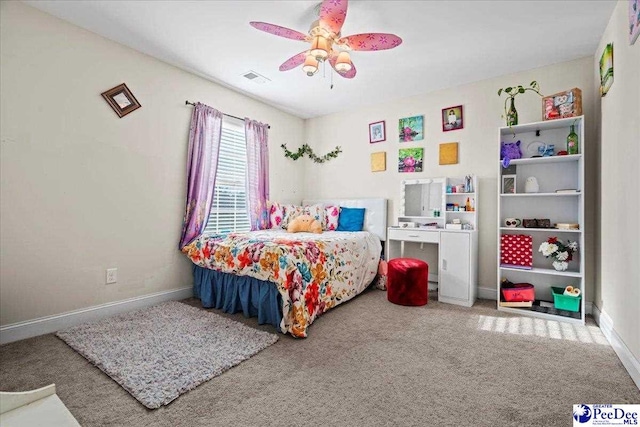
[{"x1": 56, "y1": 301, "x2": 278, "y2": 409}]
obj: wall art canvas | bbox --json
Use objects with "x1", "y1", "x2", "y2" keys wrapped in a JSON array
[
  {"x1": 442, "y1": 105, "x2": 463, "y2": 132},
  {"x1": 599, "y1": 43, "x2": 614, "y2": 97},
  {"x1": 439, "y1": 142, "x2": 458, "y2": 165},
  {"x1": 398, "y1": 148, "x2": 423, "y2": 173},
  {"x1": 398, "y1": 115, "x2": 424, "y2": 142},
  {"x1": 371, "y1": 152, "x2": 386, "y2": 172},
  {"x1": 630, "y1": 0, "x2": 640, "y2": 45}
]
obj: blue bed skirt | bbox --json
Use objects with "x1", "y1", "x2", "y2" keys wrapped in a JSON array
[{"x1": 193, "y1": 266, "x2": 283, "y2": 330}]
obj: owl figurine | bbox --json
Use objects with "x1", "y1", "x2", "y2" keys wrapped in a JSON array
[{"x1": 524, "y1": 176, "x2": 540, "y2": 193}]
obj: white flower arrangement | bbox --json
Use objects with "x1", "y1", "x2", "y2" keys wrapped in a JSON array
[{"x1": 539, "y1": 237, "x2": 578, "y2": 271}]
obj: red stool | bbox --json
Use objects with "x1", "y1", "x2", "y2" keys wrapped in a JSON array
[{"x1": 387, "y1": 258, "x2": 429, "y2": 306}]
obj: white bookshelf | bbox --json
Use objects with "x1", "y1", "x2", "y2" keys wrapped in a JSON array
[{"x1": 497, "y1": 116, "x2": 585, "y2": 324}]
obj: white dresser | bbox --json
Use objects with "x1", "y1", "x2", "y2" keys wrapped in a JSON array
[{"x1": 387, "y1": 177, "x2": 479, "y2": 307}]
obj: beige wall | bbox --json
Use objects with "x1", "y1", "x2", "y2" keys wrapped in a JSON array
[
  {"x1": 0, "y1": 2, "x2": 305, "y2": 325},
  {"x1": 594, "y1": 1, "x2": 640, "y2": 360},
  {"x1": 303, "y1": 57, "x2": 596, "y2": 297}
]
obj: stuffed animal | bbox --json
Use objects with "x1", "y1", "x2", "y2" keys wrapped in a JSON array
[
  {"x1": 287, "y1": 215, "x2": 322, "y2": 234},
  {"x1": 501, "y1": 140, "x2": 522, "y2": 168}
]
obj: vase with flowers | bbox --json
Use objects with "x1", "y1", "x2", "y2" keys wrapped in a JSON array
[{"x1": 538, "y1": 237, "x2": 578, "y2": 271}]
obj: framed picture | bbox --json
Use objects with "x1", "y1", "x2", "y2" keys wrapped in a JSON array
[
  {"x1": 398, "y1": 148, "x2": 423, "y2": 173},
  {"x1": 371, "y1": 152, "x2": 386, "y2": 172},
  {"x1": 101, "y1": 83, "x2": 141, "y2": 118},
  {"x1": 439, "y1": 142, "x2": 458, "y2": 165},
  {"x1": 502, "y1": 174, "x2": 516, "y2": 194},
  {"x1": 369, "y1": 121, "x2": 386, "y2": 143},
  {"x1": 630, "y1": 0, "x2": 640, "y2": 45},
  {"x1": 398, "y1": 115, "x2": 424, "y2": 142},
  {"x1": 442, "y1": 105, "x2": 463, "y2": 132},
  {"x1": 599, "y1": 43, "x2": 614, "y2": 97}
]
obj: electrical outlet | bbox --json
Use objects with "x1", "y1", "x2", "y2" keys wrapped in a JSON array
[{"x1": 106, "y1": 268, "x2": 117, "y2": 284}]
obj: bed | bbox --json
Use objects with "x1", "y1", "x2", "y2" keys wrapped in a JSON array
[{"x1": 182, "y1": 198, "x2": 387, "y2": 338}]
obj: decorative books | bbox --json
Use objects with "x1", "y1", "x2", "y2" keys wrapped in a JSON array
[{"x1": 499, "y1": 301, "x2": 533, "y2": 308}]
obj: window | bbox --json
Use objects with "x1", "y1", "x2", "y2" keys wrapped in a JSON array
[{"x1": 204, "y1": 118, "x2": 250, "y2": 234}]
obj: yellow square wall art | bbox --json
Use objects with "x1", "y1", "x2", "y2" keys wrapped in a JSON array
[
  {"x1": 371, "y1": 152, "x2": 386, "y2": 172},
  {"x1": 439, "y1": 142, "x2": 458, "y2": 165}
]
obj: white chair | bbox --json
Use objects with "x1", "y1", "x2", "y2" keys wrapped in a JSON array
[{"x1": 0, "y1": 384, "x2": 81, "y2": 427}]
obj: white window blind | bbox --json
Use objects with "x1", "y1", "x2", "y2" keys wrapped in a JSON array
[{"x1": 204, "y1": 119, "x2": 251, "y2": 234}]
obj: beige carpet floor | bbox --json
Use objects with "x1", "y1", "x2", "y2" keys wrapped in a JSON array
[{"x1": 1, "y1": 290, "x2": 638, "y2": 427}]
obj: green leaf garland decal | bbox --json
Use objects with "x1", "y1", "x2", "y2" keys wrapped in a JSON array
[{"x1": 281, "y1": 143, "x2": 342, "y2": 164}]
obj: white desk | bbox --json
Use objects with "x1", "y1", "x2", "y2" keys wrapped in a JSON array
[{"x1": 387, "y1": 227, "x2": 478, "y2": 307}]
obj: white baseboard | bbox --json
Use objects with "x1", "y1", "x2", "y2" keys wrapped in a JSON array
[
  {"x1": 0, "y1": 286, "x2": 193, "y2": 345},
  {"x1": 478, "y1": 286, "x2": 497, "y2": 300},
  {"x1": 592, "y1": 304, "x2": 640, "y2": 390},
  {"x1": 585, "y1": 301, "x2": 593, "y2": 316}
]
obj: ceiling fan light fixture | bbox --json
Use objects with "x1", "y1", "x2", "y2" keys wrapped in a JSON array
[
  {"x1": 302, "y1": 54, "x2": 319, "y2": 76},
  {"x1": 334, "y1": 51, "x2": 352, "y2": 73},
  {"x1": 310, "y1": 35, "x2": 329, "y2": 61}
]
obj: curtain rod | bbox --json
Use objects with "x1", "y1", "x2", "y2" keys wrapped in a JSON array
[{"x1": 185, "y1": 101, "x2": 270, "y2": 129}]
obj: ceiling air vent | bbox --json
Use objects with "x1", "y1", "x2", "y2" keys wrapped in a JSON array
[{"x1": 242, "y1": 70, "x2": 270, "y2": 85}]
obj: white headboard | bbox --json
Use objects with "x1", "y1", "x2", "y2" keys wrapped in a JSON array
[{"x1": 302, "y1": 198, "x2": 387, "y2": 241}]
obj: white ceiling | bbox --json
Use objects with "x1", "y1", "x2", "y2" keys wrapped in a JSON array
[{"x1": 24, "y1": 0, "x2": 615, "y2": 119}]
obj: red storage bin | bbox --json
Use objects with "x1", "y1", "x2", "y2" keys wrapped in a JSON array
[
  {"x1": 500, "y1": 234, "x2": 533, "y2": 269},
  {"x1": 501, "y1": 283, "x2": 535, "y2": 302}
]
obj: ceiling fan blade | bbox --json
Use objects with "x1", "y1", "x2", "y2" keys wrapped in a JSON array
[
  {"x1": 339, "y1": 33, "x2": 402, "y2": 51},
  {"x1": 319, "y1": 0, "x2": 348, "y2": 34},
  {"x1": 329, "y1": 53, "x2": 357, "y2": 79},
  {"x1": 279, "y1": 51, "x2": 308, "y2": 71},
  {"x1": 249, "y1": 22, "x2": 308, "y2": 41}
]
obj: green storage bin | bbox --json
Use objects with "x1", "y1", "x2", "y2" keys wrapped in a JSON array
[{"x1": 551, "y1": 287, "x2": 581, "y2": 312}]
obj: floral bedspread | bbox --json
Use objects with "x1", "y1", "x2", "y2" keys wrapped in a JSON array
[{"x1": 182, "y1": 230, "x2": 381, "y2": 338}]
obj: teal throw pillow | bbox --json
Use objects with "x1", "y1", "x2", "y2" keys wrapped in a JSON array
[{"x1": 336, "y1": 207, "x2": 365, "y2": 231}]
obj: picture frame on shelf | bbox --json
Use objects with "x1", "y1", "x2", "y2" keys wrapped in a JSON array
[
  {"x1": 369, "y1": 121, "x2": 386, "y2": 143},
  {"x1": 101, "y1": 83, "x2": 141, "y2": 118},
  {"x1": 442, "y1": 105, "x2": 463, "y2": 132},
  {"x1": 502, "y1": 174, "x2": 516, "y2": 194}
]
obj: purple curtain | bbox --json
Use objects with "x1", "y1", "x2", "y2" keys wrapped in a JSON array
[
  {"x1": 179, "y1": 103, "x2": 223, "y2": 249},
  {"x1": 244, "y1": 119, "x2": 270, "y2": 230}
]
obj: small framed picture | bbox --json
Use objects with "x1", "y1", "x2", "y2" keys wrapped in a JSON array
[
  {"x1": 101, "y1": 83, "x2": 141, "y2": 118},
  {"x1": 369, "y1": 121, "x2": 386, "y2": 143},
  {"x1": 442, "y1": 105, "x2": 463, "y2": 132},
  {"x1": 502, "y1": 174, "x2": 516, "y2": 194}
]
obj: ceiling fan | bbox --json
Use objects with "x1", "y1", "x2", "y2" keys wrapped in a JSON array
[{"x1": 249, "y1": 0, "x2": 402, "y2": 79}]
